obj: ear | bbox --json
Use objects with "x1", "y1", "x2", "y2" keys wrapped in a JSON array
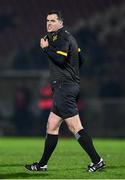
[{"x1": 59, "y1": 20, "x2": 63, "y2": 26}]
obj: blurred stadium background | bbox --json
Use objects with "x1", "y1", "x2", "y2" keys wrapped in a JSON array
[{"x1": 0, "y1": 0, "x2": 125, "y2": 138}]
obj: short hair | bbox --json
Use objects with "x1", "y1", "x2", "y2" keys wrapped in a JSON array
[{"x1": 47, "y1": 10, "x2": 63, "y2": 21}]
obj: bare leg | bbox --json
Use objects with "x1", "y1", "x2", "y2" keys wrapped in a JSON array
[{"x1": 47, "y1": 112, "x2": 63, "y2": 134}]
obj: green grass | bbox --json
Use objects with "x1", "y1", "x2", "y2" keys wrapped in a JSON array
[{"x1": 0, "y1": 137, "x2": 125, "y2": 179}]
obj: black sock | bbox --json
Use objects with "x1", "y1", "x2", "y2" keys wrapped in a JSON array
[
  {"x1": 75, "y1": 129, "x2": 100, "y2": 164},
  {"x1": 39, "y1": 134, "x2": 58, "y2": 166}
]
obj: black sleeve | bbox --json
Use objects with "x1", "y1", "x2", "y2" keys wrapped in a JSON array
[
  {"x1": 78, "y1": 50, "x2": 85, "y2": 68},
  {"x1": 43, "y1": 38, "x2": 69, "y2": 65}
]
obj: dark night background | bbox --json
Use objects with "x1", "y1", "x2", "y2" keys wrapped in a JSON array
[{"x1": 0, "y1": 0, "x2": 125, "y2": 137}]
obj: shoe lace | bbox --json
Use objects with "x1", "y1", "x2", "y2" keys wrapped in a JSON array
[{"x1": 31, "y1": 163, "x2": 38, "y2": 170}]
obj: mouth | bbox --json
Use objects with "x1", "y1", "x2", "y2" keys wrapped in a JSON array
[{"x1": 48, "y1": 26, "x2": 52, "y2": 31}]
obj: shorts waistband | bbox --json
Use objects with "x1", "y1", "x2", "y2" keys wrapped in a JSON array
[{"x1": 51, "y1": 80, "x2": 79, "y2": 86}]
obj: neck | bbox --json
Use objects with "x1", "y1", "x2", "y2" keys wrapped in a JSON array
[{"x1": 49, "y1": 27, "x2": 64, "y2": 35}]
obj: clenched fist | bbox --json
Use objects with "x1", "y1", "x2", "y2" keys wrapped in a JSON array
[{"x1": 40, "y1": 38, "x2": 49, "y2": 49}]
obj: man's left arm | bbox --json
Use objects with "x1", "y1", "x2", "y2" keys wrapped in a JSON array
[{"x1": 78, "y1": 48, "x2": 85, "y2": 68}]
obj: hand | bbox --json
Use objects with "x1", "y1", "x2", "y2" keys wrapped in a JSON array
[{"x1": 40, "y1": 38, "x2": 49, "y2": 49}]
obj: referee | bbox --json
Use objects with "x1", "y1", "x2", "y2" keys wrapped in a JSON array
[{"x1": 25, "y1": 10, "x2": 105, "y2": 172}]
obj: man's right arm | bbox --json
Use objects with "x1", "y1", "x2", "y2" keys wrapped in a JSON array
[{"x1": 40, "y1": 37, "x2": 69, "y2": 66}]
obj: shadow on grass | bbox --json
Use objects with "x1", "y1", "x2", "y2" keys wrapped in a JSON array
[
  {"x1": 0, "y1": 163, "x2": 49, "y2": 179},
  {"x1": 107, "y1": 165, "x2": 125, "y2": 169},
  {"x1": 0, "y1": 172, "x2": 49, "y2": 179},
  {"x1": 0, "y1": 163, "x2": 23, "y2": 167}
]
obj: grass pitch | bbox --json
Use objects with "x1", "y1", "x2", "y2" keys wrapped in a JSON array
[{"x1": 0, "y1": 137, "x2": 125, "y2": 179}]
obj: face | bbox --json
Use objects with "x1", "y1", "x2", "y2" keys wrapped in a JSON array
[{"x1": 46, "y1": 14, "x2": 63, "y2": 33}]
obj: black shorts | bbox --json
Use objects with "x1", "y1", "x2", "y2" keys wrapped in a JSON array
[{"x1": 51, "y1": 82, "x2": 80, "y2": 119}]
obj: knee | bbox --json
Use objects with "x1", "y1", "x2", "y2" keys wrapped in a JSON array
[
  {"x1": 68, "y1": 124, "x2": 75, "y2": 134},
  {"x1": 47, "y1": 121, "x2": 59, "y2": 134},
  {"x1": 68, "y1": 124, "x2": 83, "y2": 134}
]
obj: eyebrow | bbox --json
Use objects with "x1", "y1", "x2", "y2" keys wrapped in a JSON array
[{"x1": 46, "y1": 19, "x2": 57, "y2": 22}]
